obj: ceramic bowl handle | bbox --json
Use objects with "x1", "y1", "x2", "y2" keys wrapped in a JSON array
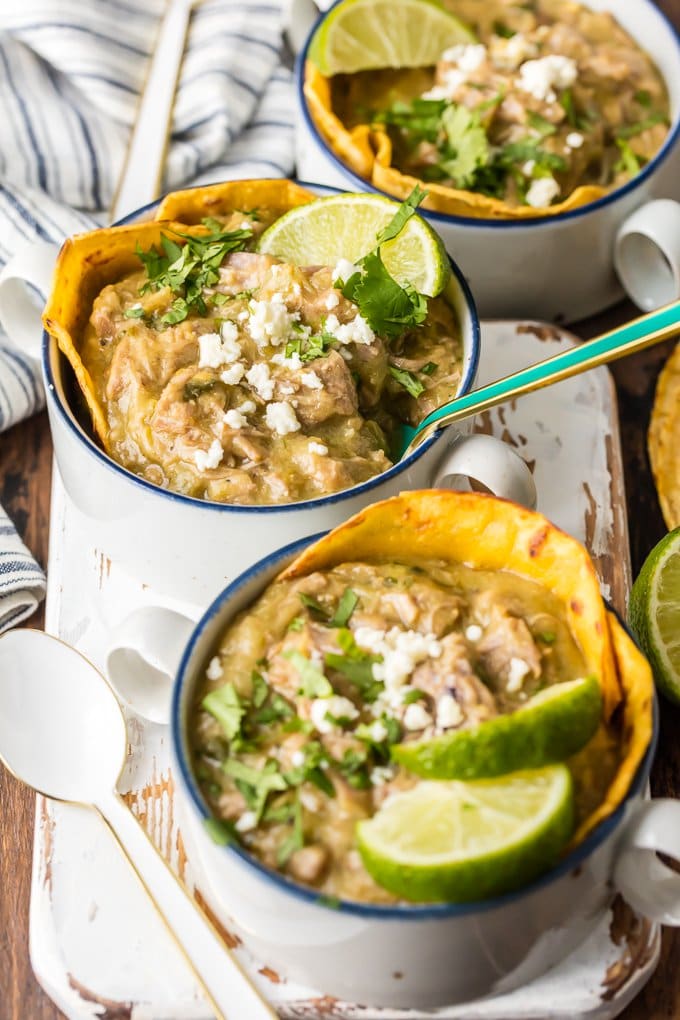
[
  {"x1": 614, "y1": 799, "x2": 680, "y2": 925},
  {"x1": 283, "y1": 0, "x2": 327, "y2": 55},
  {"x1": 614, "y1": 199, "x2": 680, "y2": 311},
  {"x1": 430, "y1": 433, "x2": 537, "y2": 509},
  {"x1": 105, "y1": 607, "x2": 199, "y2": 724},
  {"x1": 0, "y1": 241, "x2": 61, "y2": 362}
]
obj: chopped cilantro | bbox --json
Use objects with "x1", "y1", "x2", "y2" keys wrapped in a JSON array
[
  {"x1": 328, "y1": 588, "x2": 359, "y2": 628},
  {"x1": 388, "y1": 365, "x2": 425, "y2": 398},
  {"x1": 375, "y1": 98, "x2": 447, "y2": 146},
  {"x1": 402, "y1": 688, "x2": 428, "y2": 705},
  {"x1": 299, "y1": 592, "x2": 329, "y2": 618},
  {"x1": 527, "y1": 111, "x2": 557, "y2": 138},
  {"x1": 282, "y1": 716, "x2": 315, "y2": 735},
  {"x1": 537, "y1": 631, "x2": 557, "y2": 644},
  {"x1": 224, "y1": 757, "x2": 287, "y2": 821},
  {"x1": 493, "y1": 20, "x2": 515, "y2": 37},
  {"x1": 202, "y1": 683, "x2": 245, "y2": 741},
  {"x1": 375, "y1": 184, "x2": 428, "y2": 245},
  {"x1": 325, "y1": 629, "x2": 383, "y2": 701},
  {"x1": 439, "y1": 105, "x2": 490, "y2": 187},
  {"x1": 500, "y1": 141, "x2": 567, "y2": 173},
  {"x1": 276, "y1": 793, "x2": 304, "y2": 865},
  {"x1": 203, "y1": 817, "x2": 238, "y2": 846},
  {"x1": 285, "y1": 330, "x2": 336, "y2": 363},
  {"x1": 235, "y1": 207, "x2": 261, "y2": 221},
  {"x1": 616, "y1": 113, "x2": 667, "y2": 140},
  {"x1": 287, "y1": 616, "x2": 305, "y2": 632},
  {"x1": 283, "y1": 740, "x2": 335, "y2": 797},
  {"x1": 634, "y1": 89, "x2": 652, "y2": 108},
  {"x1": 254, "y1": 693, "x2": 294, "y2": 725},
  {"x1": 614, "y1": 138, "x2": 641, "y2": 175},
  {"x1": 124, "y1": 305, "x2": 145, "y2": 319},
  {"x1": 421, "y1": 361, "x2": 438, "y2": 375},
  {"x1": 340, "y1": 249, "x2": 427, "y2": 339},
  {"x1": 251, "y1": 671, "x2": 269, "y2": 708},
  {"x1": 317, "y1": 893, "x2": 341, "y2": 909},
  {"x1": 136, "y1": 223, "x2": 253, "y2": 324},
  {"x1": 264, "y1": 797, "x2": 297, "y2": 823},
  {"x1": 183, "y1": 377, "x2": 217, "y2": 401},
  {"x1": 212, "y1": 292, "x2": 230, "y2": 306},
  {"x1": 284, "y1": 650, "x2": 333, "y2": 698},
  {"x1": 337, "y1": 747, "x2": 371, "y2": 789}
]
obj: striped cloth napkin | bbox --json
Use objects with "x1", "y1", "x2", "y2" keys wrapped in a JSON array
[{"x1": 0, "y1": 0, "x2": 296, "y2": 631}]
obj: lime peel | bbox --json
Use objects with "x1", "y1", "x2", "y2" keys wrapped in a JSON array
[
  {"x1": 629, "y1": 527, "x2": 680, "y2": 704},
  {"x1": 357, "y1": 765, "x2": 574, "y2": 902},
  {"x1": 392, "y1": 676, "x2": 602, "y2": 780}
]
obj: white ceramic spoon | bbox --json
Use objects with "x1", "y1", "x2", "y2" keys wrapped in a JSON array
[{"x1": 0, "y1": 629, "x2": 277, "y2": 1020}]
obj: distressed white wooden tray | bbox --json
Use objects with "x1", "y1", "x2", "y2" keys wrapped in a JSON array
[{"x1": 31, "y1": 321, "x2": 659, "y2": 1020}]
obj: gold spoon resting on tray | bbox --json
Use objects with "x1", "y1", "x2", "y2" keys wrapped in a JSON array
[
  {"x1": 0, "y1": 630, "x2": 277, "y2": 1020},
  {"x1": 396, "y1": 300, "x2": 680, "y2": 459}
]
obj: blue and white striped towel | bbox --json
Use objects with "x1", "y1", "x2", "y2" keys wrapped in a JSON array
[{"x1": 0, "y1": 0, "x2": 296, "y2": 631}]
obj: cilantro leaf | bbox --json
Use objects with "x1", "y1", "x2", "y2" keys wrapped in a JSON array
[
  {"x1": 298, "y1": 592, "x2": 329, "y2": 618},
  {"x1": 389, "y1": 364, "x2": 425, "y2": 398},
  {"x1": 375, "y1": 184, "x2": 428, "y2": 245},
  {"x1": 124, "y1": 305, "x2": 145, "y2": 319},
  {"x1": 634, "y1": 89, "x2": 652, "y2": 108},
  {"x1": 254, "y1": 693, "x2": 294, "y2": 725},
  {"x1": 614, "y1": 138, "x2": 641, "y2": 175},
  {"x1": 203, "y1": 817, "x2": 238, "y2": 846},
  {"x1": 616, "y1": 113, "x2": 667, "y2": 139},
  {"x1": 374, "y1": 98, "x2": 448, "y2": 146},
  {"x1": 328, "y1": 588, "x2": 359, "y2": 628},
  {"x1": 276, "y1": 793, "x2": 304, "y2": 865},
  {"x1": 251, "y1": 671, "x2": 269, "y2": 708},
  {"x1": 340, "y1": 250, "x2": 427, "y2": 339},
  {"x1": 223, "y1": 757, "x2": 287, "y2": 821},
  {"x1": 283, "y1": 740, "x2": 335, "y2": 797},
  {"x1": 325, "y1": 629, "x2": 383, "y2": 701},
  {"x1": 439, "y1": 105, "x2": 490, "y2": 187},
  {"x1": 493, "y1": 20, "x2": 515, "y2": 37},
  {"x1": 337, "y1": 747, "x2": 371, "y2": 789},
  {"x1": 202, "y1": 683, "x2": 245, "y2": 741},
  {"x1": 283, "y1": 650, "x2": 333, "y2": 698},
  {"x1": 287, "y1": 616, "x2": 304, "y2": 632},
  {"x1": 527, "y1": 111, "x2": 556, "y2": 138},
  {"x1": 421, "y1": 361, "x2": 438, "y2": 375}
]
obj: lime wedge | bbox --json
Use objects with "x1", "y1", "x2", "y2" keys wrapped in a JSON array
[
  {"x1": 357, "y1": 765, "x2": 574, "y2": 902},
  {"x1": 392, "y1": 677, "x2": 602, "y2": 780},
  {"x1": 308, "y1": 0, "x2": 476, "y2": 76},
  {"x1": 257, "y1": 193, "x2": 450, "y2": 297},
  {"x1": 628, "y1": 527, "x2": 680, "y2": 704}
]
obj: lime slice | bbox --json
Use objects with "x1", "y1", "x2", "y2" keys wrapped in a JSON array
[
  {"x1": 392, "y1": 677, "x2": 602, "y2": 780},
  {"x1": 357, "y1": 765, "x2": 574, "y2": 902},
  {"x1": 258, "y1": 193, "x2": 450, "y2": 297},
  {"x1": 628, "y1": 527, "x2": 680, "y2": 704},
  {"x1": 308, "y1": 0, "x2": 476, "y2": 76}
]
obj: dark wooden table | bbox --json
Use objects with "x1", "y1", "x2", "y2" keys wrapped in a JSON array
[{"x1": 2, "y1": 17, "x2": 680, "y2": 1017}]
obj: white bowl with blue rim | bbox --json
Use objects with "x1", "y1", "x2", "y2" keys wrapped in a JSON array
[
  {"x1": 0, "y1": 183, "x2": 534, "y2": 607},
  {"x1": 292, "y1": 0, "x2": 680, "y2": 323},
  {"x1": 165, "y1": 533, "x2": 680, "y2": 1008}
]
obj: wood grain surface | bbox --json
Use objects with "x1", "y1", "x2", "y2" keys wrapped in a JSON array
[{"x1": 1, "y1": 11, "x2": 680, "y2": 1013}]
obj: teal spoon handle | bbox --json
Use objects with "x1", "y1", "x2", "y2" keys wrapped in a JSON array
[{"x1": 402, "y1": 300, "x2": 680, "y2": 458}]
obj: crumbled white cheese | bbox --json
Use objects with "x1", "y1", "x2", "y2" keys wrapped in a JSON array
[
  {"x1": 238, "y1": 399, "x2": 256, "y2": 414},
  {"x1": 403, "y1": 702, "x2": 433, "y2": 731},
  {"x1": 368, "y1": 720, "x2": 388, "y2": 743},
  {"x1": 246, "y1": 362, "x2": 275, "y2": 401},
  {"x1": 324, "y1": 312, "x2": 375, "y2": 346},
  {"x1": 291, "y1": 749, "x2": 305, "y2": 768},
  {"x1": 489, "y1": 32, "x2": 537, "y2": 71},
  {"x1": 248, "y1": 296, "x2": 297, "y2": 347},
  {"x1": 370, "y1": 765, "x2": 395, "y2": 787},
  {"x1": 300, "y1": 789, "x2": 320, "y2": 812},
  {"x1": 206, "y1": 656, "x2": 222, "y2": 681},
  {"x1": 333, "y1": 258, "x2": 360, "y2": 285},
  {"x1": 465, "y1": 624, "x2": 483, "y2": 642},
  {"x1": 436, "y1": 693, "x2": 463, "y2": 730},
  {"x1": 194, "y1": 438, "x2": 224, "y2": 471},
  {"x1": 220, "y1": 363, "x2": 245, "y2": 386},
  {"x1": 308, "y1": 441, "x2": 329, "y2": 456},
  {"x1": 272, "y1": 350, "x2": 303, "y2": 370},
  {"x1": 235, "y1": 811, "x2": 257, "y2": 833},
  {"x1": 198, "y1": 329, "x2": 241, "y2": 369},
  {"x1": 300, "y1": 370, "x2": 323, "y2": 389},
  {"x1": 279, "y1": 383, "x2": 296, "y2": 395},
  {"x1": 525, "y1": 176, "x2": 560, "y2": 208},
  {"x1": 224, "y1": 408, "x2": 248, "y2": 430},
  {"x1": 310, "y1": 695, "x2": 359, "y2": 734},
  {"x1": 292, "y1": 282, "x2": 302, "y2": 298},
  {"x1": 325, "y1": 292, "x2": 340, "y2": 310},
  {"x1": 422, "y1": 67, "x2": 467, "y2": 100},
  {"x1": 221, "y1": 320, "x2": 239, "y2": 344},
  {"x1": 506, "y1": 657, "x2": 531, "y2": 693},
  {"x1": 522, "y1": 159, "x2": 536, "y2": 177},
  {"x1": 441, "y1": 43, "x2": 487, "y2": 72},
  {"x1": 354, "y1": 626, "x2": 442, "y2": 690},
  {"x1": 265, "y1": 401, "x2": 301, "y2": 436},
  {"x1": 237, "y1": 310, "x2": 249, "y2": 322},
  {"x1": 566, "y1": 131, "x2": 584, "y2": 149},
  {"x1": 517, "y1": 55, "x2": 577, "y2": 103}
]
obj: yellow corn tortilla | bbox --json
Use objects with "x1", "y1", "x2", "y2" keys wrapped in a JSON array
[
  {"x1": 279, "y1": 490, "x2": 654, "y2": 840},
  {"x1": 304, "y1": 61, "x2": 608, "y2": 221},
  {"x1": 42, "y1": 181, "x2": 317, "y2": 450},
  {"x1": 648, "y1": 341, "x2": 680, "y2": 530},
  {"x1": 155, "y1": 179, "x2": 315, "y2": 224}
]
